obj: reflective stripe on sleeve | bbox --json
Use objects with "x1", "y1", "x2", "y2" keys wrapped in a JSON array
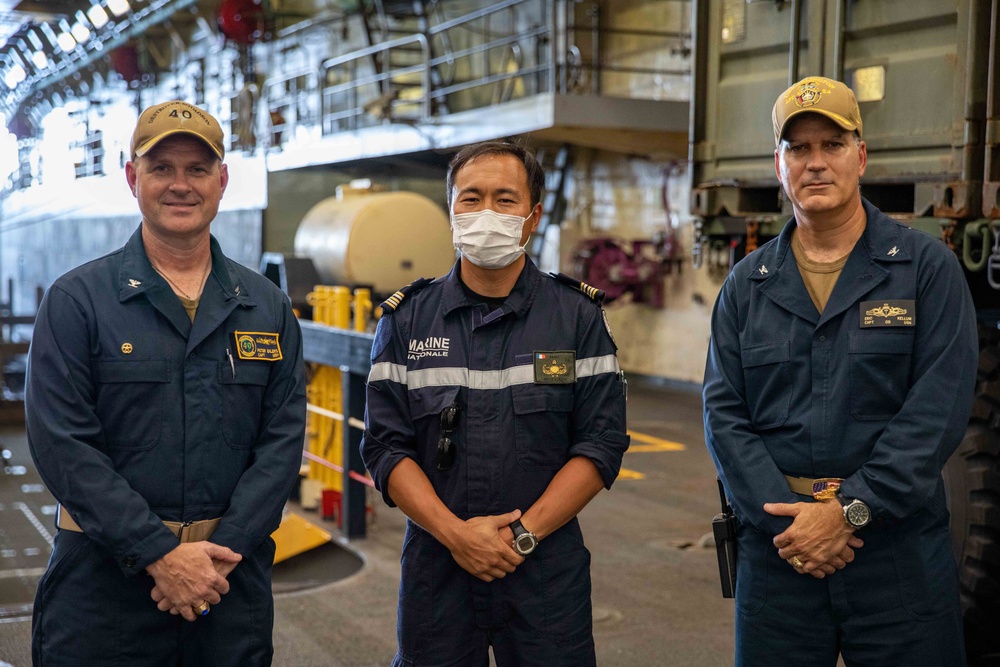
[
  {"x1": 368, "y1": 362, "x2": 407, "y2": 384},
  {"x1": 576, "y1": 353, "x2": 620, "y2": 378},
  {"x1": 368, "y1": 354, "x2": 620, "y2": 389}
]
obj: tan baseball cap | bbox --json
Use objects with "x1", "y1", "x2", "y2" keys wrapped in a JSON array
[
  {"x1": 772, "y1": 76, "x2": 862, "y2": 146},
  {"x1": 130, "y1": 100, "x2": 225, "y2": 160}
]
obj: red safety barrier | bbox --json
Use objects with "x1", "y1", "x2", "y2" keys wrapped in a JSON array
[{"x1": 301, "y1": 449, "x2": 376, "y2": 488}]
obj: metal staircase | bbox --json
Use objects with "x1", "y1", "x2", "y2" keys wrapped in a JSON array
[
  {"x1": 359, "y1": 0, "x2": 449, "y2": 121},
  {"x1": 531, "y1": 144, "x2": 574, "y2": 262}
]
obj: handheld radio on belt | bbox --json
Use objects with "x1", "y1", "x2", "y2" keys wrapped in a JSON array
[{"x1": 712, "y1": 478, "x2": 738, "y2": 598}]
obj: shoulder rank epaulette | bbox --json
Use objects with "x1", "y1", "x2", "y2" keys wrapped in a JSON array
[
  {"x1": 550, "y1": 272, "x2": 605, "y2": 304},
  {"x1": 380, "y1": 277, "x2": 434, "y2": 313}
]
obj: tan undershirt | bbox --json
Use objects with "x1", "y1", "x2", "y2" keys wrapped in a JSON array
[
  {"x1": 178, "y1": 295, "x2": 199, "y2": 322},
  {"x1": 791, "y1": 231, "x2": 850, "y2": 314},
  {"x1": 148, "y1": 258, "x2": 209, "y2": 323}
]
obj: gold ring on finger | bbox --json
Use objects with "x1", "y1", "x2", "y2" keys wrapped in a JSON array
[
  {"x1": 790, "y1": 556, "x2": 804, "y2": 569},
  {"x1": 194, "y1": 601, "x2": 211, "y2": 615}
]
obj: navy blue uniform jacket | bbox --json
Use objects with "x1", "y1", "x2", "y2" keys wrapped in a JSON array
[
  {"x1": 26, "y1": 226, "x2": 306, "y2": 574},
  {"x1": 361, "y1": 257, "x2": 629, "y2": 517},
  {"x1": 704, "y1": 199, "x2": 977, "y2": 536}
]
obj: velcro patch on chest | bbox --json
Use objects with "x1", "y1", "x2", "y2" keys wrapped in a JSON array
[
  {"x1": 234, "y1": 331, "x2": 283, "y2": 361},
  {"x1": 859, "y1": 300, "x2": 915, "y2": 328},
  {"x1": 533, "y1": 351, "x2": 576, "y2": 384}
]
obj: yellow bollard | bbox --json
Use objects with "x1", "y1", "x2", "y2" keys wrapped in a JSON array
[
  {"x1": 307, "y1": 285, "x2": 326, "y2": 326},
  {"x1": 331, "y1": 286, "x2": 352, "y2": 329},
  {"x1": 354, "y1": 288, "x2": 373, "y2": 332},
  {"x1": 326, "y1": 286, "x2": 338, "y2": 326}
]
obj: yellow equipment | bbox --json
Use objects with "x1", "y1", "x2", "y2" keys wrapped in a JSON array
[{"x1": 271, "y1": 511, "x2": 333, "y2": 564}]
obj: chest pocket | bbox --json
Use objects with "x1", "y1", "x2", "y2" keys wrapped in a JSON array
[
  {"x1": 849, "y1": 332, "x2": 914, "y2": 420},
  {"x1": 407, "y1": 386, "x2": 461, "y2": 476},
  {"x1": 512, "y1": 384, "x2": 573, "y2": 470},
  {"x1": 219, "y1": 363, "x2": 270, "y2": 449},
  {"x1": 740, "y1": 340, "x2": 791, "y2": 430},
  {"x1": 94, "y1": 360, "x2": 170, "y2": 450}
]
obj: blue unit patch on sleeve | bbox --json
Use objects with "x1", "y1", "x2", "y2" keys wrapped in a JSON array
[{"x1": 234, "y1": 331, "x2": 283, "y2": 361}]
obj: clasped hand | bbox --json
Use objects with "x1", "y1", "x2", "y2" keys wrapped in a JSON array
[
  {"x1": 146, "y1": 541, "x2": 242, "y2": 621},
  {"x1": 445, "y1": 509, "x2": 525, "y2": 582},
  {"x1": 764, "y1": 500, "x2": 864, "y2": 579}
]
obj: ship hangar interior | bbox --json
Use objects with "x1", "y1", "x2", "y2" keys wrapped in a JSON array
[{"x1": 0, "y1": 1, "x2": 999, "y2": 665}]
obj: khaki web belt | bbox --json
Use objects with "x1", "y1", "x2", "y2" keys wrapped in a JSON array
[{"x1": 57, "y1": 504, "x2": 221, "y2": 543}]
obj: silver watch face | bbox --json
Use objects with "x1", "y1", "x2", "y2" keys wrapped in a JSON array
[
  {"x1": 514, "y1": 533, "x2": 537, "y2": 555},
  {"x1": 846, "y1": 501, "x2": 871, "y2": 528}
]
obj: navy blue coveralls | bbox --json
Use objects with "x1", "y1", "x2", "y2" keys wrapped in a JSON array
[
  {"x1": 361, "y1": 257, "x2": 630, "y2": 667},
  {"x1": 26, "y1": 227, "x2": 306, "y2": 667},
  {"x1": 703, "y1": 199, "x2": 977, "y2": 666}
]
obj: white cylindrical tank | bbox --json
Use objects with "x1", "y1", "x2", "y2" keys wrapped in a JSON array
[{"x1": 294, "y1": 188, "x2": 455, "y2": 294}]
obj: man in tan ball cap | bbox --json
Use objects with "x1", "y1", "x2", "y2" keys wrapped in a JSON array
[
  {"x1": 704, "y1": 76, "x2": 976, "y2": 665},
  {"x1": 27, "y1": 100, "x2": 305, "y2": 665}
]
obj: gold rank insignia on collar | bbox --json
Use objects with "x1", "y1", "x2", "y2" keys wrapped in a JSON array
[
  {"x1": 549, "y1": 272, "x2": 605, "y2": 304},
  {"x1": 380, "y1": 277, "x2": 434, "y2": 313}
]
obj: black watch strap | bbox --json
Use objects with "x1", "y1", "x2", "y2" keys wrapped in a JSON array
[{"x1": 509, "y1": 518, "x2": 528, "y2": 537}]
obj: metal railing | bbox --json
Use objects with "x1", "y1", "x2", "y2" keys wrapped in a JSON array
[
  {"x1": 320, "y1": 33, "x2": 431, "y2": 133},
  {"x1": 262, "y1": 67, "x2": 322, "y2": 149},
  {"x1": 264, "y1": 0, "x2": 690, "y2": 150}
]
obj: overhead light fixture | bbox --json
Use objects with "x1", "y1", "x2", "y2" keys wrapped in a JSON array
[
  {"x1": 31, "y1": 50, "x2": 48, "y2": 70},
  {"x1": 4, "y1": 64, "x2": 26, "y2": 88},
  {"x1": 39, "y1": 24, "x2": 61, "y2": 50},
  {"x1": 87, "y1": 4, "x2": 109, "y2": 29},
  {"x1": 26, "y1": 30, "x2": 44, "y2": 51},
  {"x1": 72, "y1": 12, "x2": 93, "y2": 42},
  {"x1": 57, "y1": 31, "x2": 76, "y2": 52},
  {"x1": 9, "y1": 47, "x2": 27, "y2": 70},
  {"x1": 106, "y1": 0, "x2": 130, "y2": 18},
  {"x1": 57, "y1": 21, "x2": 78, "y2": 52},
  {"x1": 71, "y1": 21, "x2": 91, "y2": 43}
]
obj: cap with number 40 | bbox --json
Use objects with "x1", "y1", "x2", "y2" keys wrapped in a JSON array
[{"x1": 130, "y1": 100, "x2": 225, "y2": 160}]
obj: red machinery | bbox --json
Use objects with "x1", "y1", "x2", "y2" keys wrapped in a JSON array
[
  {"x1": 217, "y1": 0, "x2": 268, "y2": 45},
  {"x1": 572, "y1": 232, "x2": 678, "y2": 307}
]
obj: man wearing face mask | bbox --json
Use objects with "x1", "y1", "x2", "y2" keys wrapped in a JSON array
[{"x1": 361, "y1": 140, "x2": 630, "y2": 666}]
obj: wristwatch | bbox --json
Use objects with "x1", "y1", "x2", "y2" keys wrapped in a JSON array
[
  {"x1": 509, "y1": 519, "x2": 538, "y2": 556},
  {"x1": 835, "y1": 491, "x2": 872, "y2": 529}
]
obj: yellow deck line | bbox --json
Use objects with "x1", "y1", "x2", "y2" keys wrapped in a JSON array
[
  {"x1": 627, "y1": 430, "x2": 686, "y2": 452},
  {"x1": 614, "y1": 431, "x2": 688, "y2": 481}
]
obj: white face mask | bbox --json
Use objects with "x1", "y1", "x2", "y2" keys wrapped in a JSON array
[{"x1": 451, "y1": 208, "x2": 531, "y2": 269}]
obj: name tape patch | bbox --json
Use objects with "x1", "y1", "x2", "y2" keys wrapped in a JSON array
[
  {"x1": 859, "y1": 300, "x2": 915, "y2": 328},
  {"x1": 234, "y1": 331, "x2": 283, "y2": 361},
  {"x1": 533, "y1": 351, "x2": 576, "y2": 384}
]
